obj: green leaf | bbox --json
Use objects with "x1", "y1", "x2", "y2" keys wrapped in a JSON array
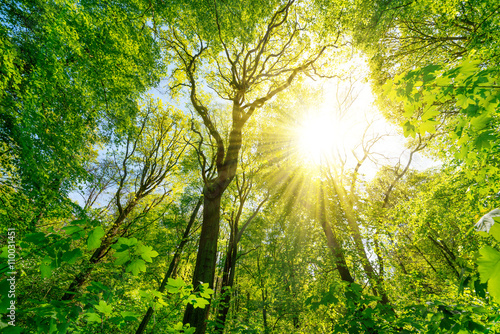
[
  {"x1": 86, "y1": 312, "x2": 101, "y2": 323},
  {"x1": 167, "y1": 277, "x2": 186, "y2": 288},
  {"x1": 422, "y1": 64, "x2": 442, "y2": 76},
  {"x1": 121, "y1": 311, "x2": 138, "y2": 321},
  {"x1": 135, "y1": 244, "x2": 159, "y2": 263},
  {"x1": 199, "y1": 289, "x2": 214, "y2": 299},
  {"x1": 489, "y1": 223, "x2": 500, "y2": 242},
  {"x1": 421, "y1": 104, "x2": 440, "y2": 119},
  {"x1": 151, "y1": 290, "x2": 163, "y2": 299},
  {"x1": 87, "y1": 226, "x2": 105, "y2": 250},
  {"x1": 0, "y1": 247, "x2": 8, "y2": 260},
  {"x1": 192, "y1": 297, "x2": 210, "y2": 309},
  {"x1": 69, "y1": 218, "x2": 88, "y2": 226},
  {"x1": 62, "y1": 225, "x2": 83, "y2": 235},
  {"x1": 126, "y1": 259, "x2": 146, "y2": 276},
  {"x1": 320, "y1": 292, "x2": 338, "y2": 305},
  {"x1": 198, "y1": 283, "x2": 214, "y2": 299},
  {"x1": 457, "y1": 58, "x2": 481, "y2": 77},
  {"x1": 71, "y1": 230, "x2": 86, "y2": 241},
  {"x1": 139, "y1": 290, "x2": 151, "y2": 298},
  {"x1": 40, "y1": 256, "x2": 53, "y2": 279},
  {"x1": 470, "y1": 114, "x2": 491, "y2": 131},
  {"x1": 403, "y1": 121, "x2": 416, "y2": 138},
  {"x1": 2, "y1": 326, "x2": 23, "y2": 334},
  {"x1": 476, "y1": 246, "x2": 500, "y2": 301},
  {"x1": 24, "y1": 232, "x2": 47, "y2": 245},
  {"x1": 477, "y1": 246, "x2": 500, "y2": 282},
  {"x1": 61, "y1": 249, "x2": 82, "y2": 264},
  {"x1": 471, "y1": 306, "x2": 489, "y2": 314},
  {"x1": 185, "y1": 327, "x2": 196, "y2": 334},
  {"x1": 112, "y1": 237, "x2": 138, "y2": 251},
  {"x1": 474, "y1": 131, "x2": 496, "y2": 150},
  {"x1": 95, "y1": 300, "x2": 113, "y2": 315},
  {"x1": 419, "y1": 119, "x2": 438, "y2": 135},
  {"x1": 0, "y1": 280, "x2": 10, "y2": 313},
  {"x1": 114, "y1": 250, "x2": 131, "y2": 266}
]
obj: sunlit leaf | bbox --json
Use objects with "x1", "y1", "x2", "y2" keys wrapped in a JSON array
[
  {"x1": 126, "y1": 259, "x2": 146, "y2": 276},
  {"x1": 86, "y1": 312, "x2": 101, "y2": 323},
  {"x1": 95, "y1": 300, "x2": 113, "y2": 315},
  {"x1": 135, "y1": 244, "x2": 159, "y2": 262},
  {"x1": 87, "y1": 226, "x2": 105, "y2": 250},
  {"x1": 192, "y1": 297, "x2": 210, "y2": 309},
  {"x1": 476, "y1": 246, "x2": 500, "y2": 301},
  {"x1": 114, "y1": 250, "x2": 131, "y2": 266}
]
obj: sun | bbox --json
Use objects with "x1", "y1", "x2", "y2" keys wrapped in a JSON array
[{"x1": 296, "y1": 111, "x2": 342, "y2": 165}]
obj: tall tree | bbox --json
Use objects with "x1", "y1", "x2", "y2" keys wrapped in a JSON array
[
  {"x1": 0, "y1": 0, "x2": 165, "y2": 229},
  {"x1": 135, "y1": 194, "x2": 203, "y2": 334},
  {"x1": 214, "y1": 171, "x2": 269, "y2": 332},
  {"x1": 62, "y1": 98, "x2": 187, "y2": 300},
  {"x1": 160, "y1": 0, "x2": 346, "y2": 331},
  {"x1": 357, "y1": 0, "x2": 500, "y2": 203}
]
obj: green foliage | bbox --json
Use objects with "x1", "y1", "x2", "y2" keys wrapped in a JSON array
[
  {"x1": 386, "y1": 57, "x2": 499, "y2": 153},
  {"x1": 305, "y1": 282, "x2": 397, "y2": 333},
  {"x1": 94, "y1": 300, "x2": 113, "y2": 316},
  {"x1": 0, "y1": 0, "x2": 166, "y2": 229},
  {"x1": 475, "y1": 217, "x2": 500, "y2": 302},
  {"x1": 86, "y1": 226, "x2": 105, "y2": 250},
  {"x1": 0, "y1": 219, "x2": 90, "y2": 280},
  {"x1": 477, "y1": 246, "x2": 500, "y2": 302},
  {"x1": 394, "y1": 299, "x2": 497, "y2": 333},
  {"x1": 111, "y1": 238, "x2": 159, "y2": 275},
  {"x1": 135, "y1": 244, "x2": 159, "y2": 263},
  {"x1": 2, "y1": 1, "x2": 500, "y2": 333},
  {"x1": 127, "y1": 259, "x2": 147, "y2": 276}
]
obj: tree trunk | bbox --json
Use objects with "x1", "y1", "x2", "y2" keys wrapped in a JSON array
[
  {"x1": 263, "y1": 306, "x2": 269, "y2": 334},
  {"x1": 318, "y1": 186, "x2": 354, "y2": 283},
  {"x1": 345, "y1": 213, "x2": 389, "y2": 304},
  {"x1": 329, "y1": 177, "x2": 390, "y2": 303},
  {"x1": 254, "y1": 252, "x2": 269, "y2": 334},
  {"x1": 214, "y1": 189, "x2": 267, "y2": 332},
  {"x1": 136, "y1": 196, "x2": 202, "y2": 334},
  {"x1": 183, "y1": 191, "x2": 222, "y2": 333},
  {"x1": 62, "y1": 203, "x2": 136, "y2": 300},
  {"x1": 214, "y1": 236, "x2": 237, "y2": 332}
]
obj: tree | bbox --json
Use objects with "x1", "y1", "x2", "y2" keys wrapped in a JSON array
[
  {"x1": 357, "y1": 0, "x2": 500, "y2": 206},
  {"x1": 135, "y1": 194, "x2": 203, "y2": 334},
  {"x1": 62, "y1": 98, "x2": 187, "y2": 300},
  {"x1": 159, "y1": 0, "x2": 345, "y2": 331},
  {"x1": 4, "y1": 1, "x2": 500, "y2": 333},
  {"x1": 0, "y1": 0, "x2": 165, "y2": 230},
  {"x1": 214, "y1": 170, "x2": 269, "y2": 332}
]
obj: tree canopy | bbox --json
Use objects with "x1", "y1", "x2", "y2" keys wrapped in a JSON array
[{"x1": 1, "y1": 0, "x2": 499, "y2": 333}]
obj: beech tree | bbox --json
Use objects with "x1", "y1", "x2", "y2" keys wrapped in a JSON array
[
  {"x1": 0, "y1": 0, "x2": 165, "y2": 229},
  {"x1": 63, "y1": 98, "x2": 188, "y2": 300},
  {"x1": 3, "y1": 0, "x2": 500, "y2": 333},
  {"x1": 358, "y1": 0, "x2": 500, "y2": 200},
  {"x1": 158, "y1": 0, "x2": 347, "y2": 331}
]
